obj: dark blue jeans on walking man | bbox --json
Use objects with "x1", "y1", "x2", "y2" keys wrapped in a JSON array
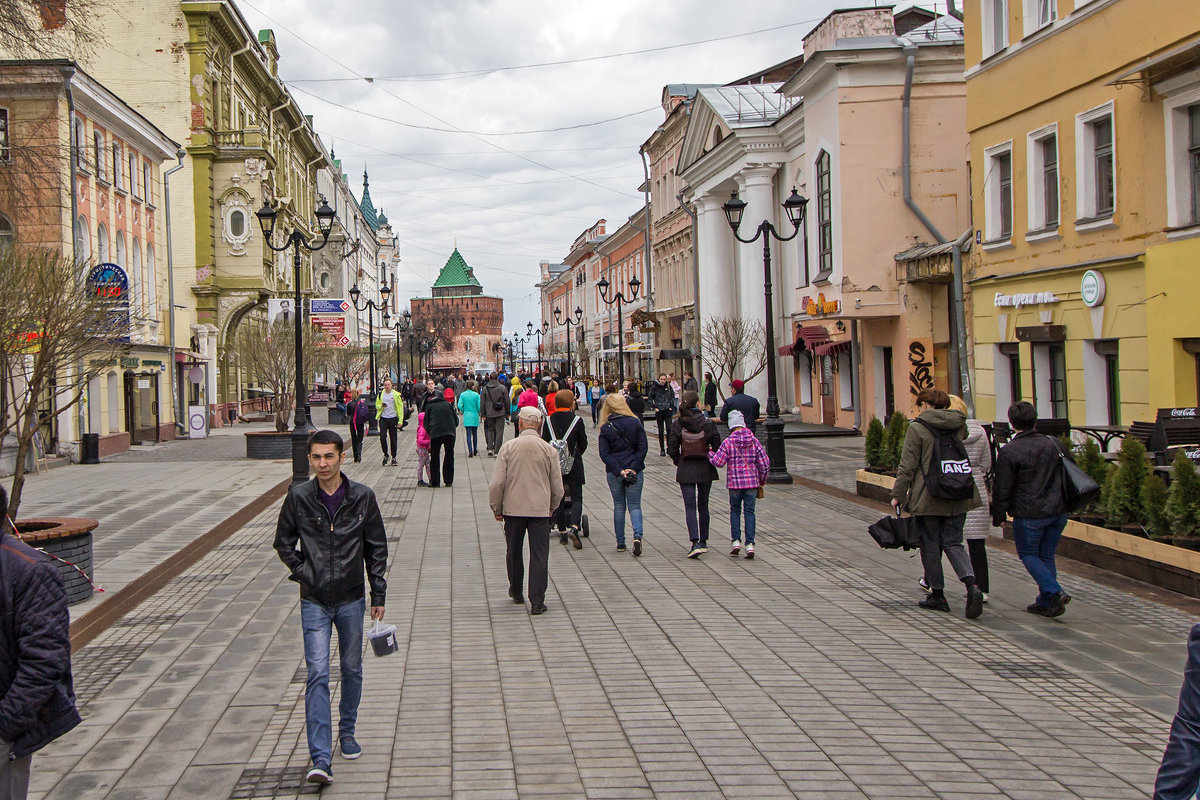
[
  {"x1": 728, "y1": 487, "x2": 757, "y2": 545},
  {"x1": 1011, "y1": 515, "x2": 1067, "y2": 608},
  {"x1": 1156, "y1": 623, "x2": 1200, "y2": 799},
  {"x1": 301, "y1": 597, "x2": 365, "y2": 766}
]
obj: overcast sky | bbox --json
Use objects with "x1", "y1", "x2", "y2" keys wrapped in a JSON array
[{"x1": 234, "y1": 0, "x2": 917, "y2": 331}]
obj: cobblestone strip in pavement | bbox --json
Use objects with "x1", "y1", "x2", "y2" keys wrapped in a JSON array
[{"x1": 25, "y1": 420, "x2": 1190, "y2": 800}]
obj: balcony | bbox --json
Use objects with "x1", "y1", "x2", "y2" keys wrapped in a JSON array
[{"x1": 210, "y1": 129, "x2": 268, "y2": 151}]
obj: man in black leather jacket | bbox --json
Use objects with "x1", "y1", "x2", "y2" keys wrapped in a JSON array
[
  {"x1": 0, "y1": 487, "x2": 79, "y2": 800},
  {"x1": 274, "y1": 430, "x2": 388, "y2": 785},
  {"x1": 991, "y1": 401, "x2": 1071, "y2": 617},
  {"x1": 647, "y1": 374, "x2": 677, "y2": 457}
]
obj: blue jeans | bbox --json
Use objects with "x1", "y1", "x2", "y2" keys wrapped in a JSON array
[
  {"x1": 729, "y1": 488, "x2": 757, "y2": 544},
  {"x1": 465, "y1": 425, "x2": 478, "y2": 455},
  {"x1": 301, "y1": 597, "x2": 365, "y2": 765},
  {"x1": 1011, "y1": 515, "x2": 1067, "y2": 606},
  {"x1": 1156, "y1": 623, "x2": 1200, "y2": 799},
  {"x1": 606, "y1": 471, "x2": 644, "y2": 546}
]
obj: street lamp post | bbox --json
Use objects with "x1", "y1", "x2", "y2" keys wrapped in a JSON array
[
  {"x1": 721, "y1": 187, "x2": 808, "y2": 485},
  {"x1": 596, "y1": 274, "x2": 641, "y2": 387},
  {"x1": 553, "y1": 305, "x2": 584, "y2": 377},
  {"x1": 527, "y1": 321, "x2": 548, "y2": 374},
  {"x1": 383, "y1": 308, "x2": 412, "y2": 382},
  {"x1": 255, "y1": 197, "x2": 336, "y2": 487},
  {"x1": 348, "y1": 280, "x2": 392, "y2": 397}
]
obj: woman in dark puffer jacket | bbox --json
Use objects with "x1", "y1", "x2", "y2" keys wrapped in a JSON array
[{"x1": 667, "y1": 391, "x2": 721, "y2": 558}]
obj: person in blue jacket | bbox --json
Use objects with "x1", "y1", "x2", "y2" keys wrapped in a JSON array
[
  {"x1": 598, "y1": 392, "x2": 648, "y2": 556},
  {"x1": 719, "y1": 379, "x2": 761, "y2": 432}
]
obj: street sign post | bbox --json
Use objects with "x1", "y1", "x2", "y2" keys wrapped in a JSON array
[
  {"x1": 310, "y1": 298, "x2": 350, "y2": 314},
  {"x1": 312, "y1": 315, "x2": 347, "y2": 346}
]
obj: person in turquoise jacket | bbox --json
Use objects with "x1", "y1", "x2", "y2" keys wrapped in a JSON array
[{"x1": 459, "y1": 380, "x2": 482, "y2": 457}]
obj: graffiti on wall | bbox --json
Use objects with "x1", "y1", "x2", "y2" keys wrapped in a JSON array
[{"x1": 908, "y1": 339, "x2": 934, "y2": 397}]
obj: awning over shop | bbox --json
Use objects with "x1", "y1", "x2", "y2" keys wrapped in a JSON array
[
  {"x1": 778, "y1": 344, "x2": 794, "y2": 356},
  {"x1": 813, "y1": 340, "x2": 852, "y2": 357},
  {"x1": 659, "y1": 349, "x2": 693, "y2": 360},
  {"x1": 797, "y1": 325, "x2": 831, "y2": 349}
]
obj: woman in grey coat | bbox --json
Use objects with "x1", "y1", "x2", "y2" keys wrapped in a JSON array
[{"x1": 953, "y1": 395, "x2": 994, "y2": 600}]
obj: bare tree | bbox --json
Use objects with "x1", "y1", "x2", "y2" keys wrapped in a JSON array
[
  {"x1": 322, "y1": 343, "x2": 367, "y2": 389},
  {"x1": 0, "y1": 244, "x2": 132, "y2": 517},
  {"x1": 575, "y1": 338, "x2": 593, "y2": 378},
  {"x1": 699, "y1": 316, "x2": 768, "y2": 401},
  {"x1": 0, "y1": 0, "x2": 107, "y2": 60},
  {"x1": 234, "y1": 319, "x2": 324, "y2": 432}
]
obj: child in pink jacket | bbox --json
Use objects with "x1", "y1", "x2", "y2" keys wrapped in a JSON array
[{"x1": 416, "y1": 411, "x2": 432, "y2": 486}]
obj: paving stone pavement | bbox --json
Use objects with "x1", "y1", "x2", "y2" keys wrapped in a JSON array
[{"x1": 24, "y1": 415, "x2": 1192, "y2": 799}]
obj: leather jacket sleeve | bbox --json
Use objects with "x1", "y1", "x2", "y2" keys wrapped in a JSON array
[
  {"x1": 273, "y1": 489, "x2": 303, "y2": 575},
  {"x1": 362, "y1": 489, "x2": 388, "y2": 607}
]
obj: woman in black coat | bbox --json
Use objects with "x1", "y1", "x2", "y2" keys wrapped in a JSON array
[
  {"x1": 346, "y1": 390, "x2": 371, "y2": 462},
  {"x1": 542, "y1": 390, "x2": 588, "y2": 548},
  {"x1": 667, "y1": 390, "x2": 721, "y2": 558}
]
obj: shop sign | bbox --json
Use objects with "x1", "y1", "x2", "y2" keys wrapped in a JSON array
[
  {"x1": 1081, "y1": 270, "x2": 1106, "y2": 308},
  {"x1": 141, "y1": 359, "x2": 162, "y2": 367},
  {"x1": 120, "y1": 357, "x2": 140, "y2": 369},
  {"x1": 994, "y1": 291, "x2": 1060, "y2": 308},
  {"x1": 802, "y1": 293, "x2": 840, "y2": 316}
]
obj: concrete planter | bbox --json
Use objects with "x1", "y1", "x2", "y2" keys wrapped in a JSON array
[
  {"x1": 17, "y1": 518, "x2": 99, "y2": 605},
  {"x1": 245, "y1": 431, "x2": 296, "y2": 459},
  {"x1": 856, "y1": 469, "x2": 895, "y2": 504}
]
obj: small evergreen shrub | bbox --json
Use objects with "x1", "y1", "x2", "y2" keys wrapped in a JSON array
[
  {"x1": 1142, "y1": 473, "x2": 1170, "y2": 540},
  {"x1": 881, "y1": 412, "x2": 909, "y2": 473},
  {"x1": 1104, "y1": 437, "x2": 1149, "y2": 528},
  {"x1": 1166, "y1": 451, "x2": 1200, "y2": 537},
  {"x1": 864, "y1": 416, "x2": 885, "y2": 469},
  {"x1": 1074, "y1": 438, "x2": 1110, "y2": 515}
]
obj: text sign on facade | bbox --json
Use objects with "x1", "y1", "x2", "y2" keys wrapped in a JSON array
[
  {"x1": 801, "y1": 293, "x2": 840, "y2": 316},
  {"x1": 1081, "y1": 270, "x2": 1106, "y2": 307},
  {"x1": 994, "y1": 291, "x2": 1060, "y2": 308},
  {"x1": 310, "y1": 299, "x2": 350, "y2": 314},
  {"x1": 312, "y1": 315, "x2": 347, "y2": 347},
  {"x1": 87, "y1": 263, "x2": 131, "y2": 343}
]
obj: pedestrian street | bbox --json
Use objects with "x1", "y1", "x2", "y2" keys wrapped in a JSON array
[{"x1": 26, "y1": 421, "x2": 1194, "y2": 800}]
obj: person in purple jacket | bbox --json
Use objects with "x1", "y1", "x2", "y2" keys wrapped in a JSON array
[{"x1": 709, "y1": 410, "x2": 769, "y2": 559}]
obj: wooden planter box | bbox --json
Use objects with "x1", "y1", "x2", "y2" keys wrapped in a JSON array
[
  {"x1": 856, "y1": 469, "x2": 895, "y2": 504},
  {"x1": 245, "y1": 430, "x2": 298, "y2": 459},
  {"x1": 17, "y1": 517, "x2": 99, "y2": 605}
]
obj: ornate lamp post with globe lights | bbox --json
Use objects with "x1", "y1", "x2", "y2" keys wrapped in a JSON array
[
  {"x1": 348, "y1": 280, "x2": 392, "y2": 399},
  {"x1": 383, "y1": 308, "x2": 411, "y2": 382},
  {"x1": 596, "y1": 274, "x2": 640, "y2": 386},
  {"x1": 720, "y1": 187, "x2": 808, "y2": 485},
  {"x1": 527, "y1": 320, "x2": 548, "y2": 374},
  {"x1": 553, "y1": 305, "x2": 584, "y2": 377},
  {"x1": 255, "y1": 196, "x2": 336, "y2": 486}
]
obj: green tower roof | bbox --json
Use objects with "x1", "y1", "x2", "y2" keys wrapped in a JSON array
[
  {"x1": 431, "y1": 248, "x2": 482, "y2": 289},
  {"x1": 358, "y1": 168, "x2": 379, "y2": 232}
]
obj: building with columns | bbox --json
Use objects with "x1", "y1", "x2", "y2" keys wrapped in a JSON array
[{"x1": 679, "y1": 7, "x2": 966, "y2": 426}]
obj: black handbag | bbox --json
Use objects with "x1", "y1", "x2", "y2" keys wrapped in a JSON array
[
  {"x1": 1059, "y1": 452, "x2": 1100, "y2": 511},
  {"x1": 868, "y1": 514, "x2": 920, "y2": 550}
]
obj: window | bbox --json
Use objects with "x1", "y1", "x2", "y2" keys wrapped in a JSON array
[
  {"x1": 147, "y1": 243, "x2": 157, "y2": 312},
  {"x1": 1191, "y1": 105, "x2": 1200, "y2": 224},
  {"x1": 1023, "y1": 0, "x2": 1056, "y2": 35},
  {"x1": 982, "y1": 0, "x2": 1007, "y2": 57},
  {"x1": 112, "y1": 142, "x2": 123, "y2": 191},
  {"x1": 115, "y1": 231, "x2": 126, "y2": 269},
  {"x1": 143, "y1": 161, "x2": 153, "y2": 205},
  {"x1": 74, "y1": 215, "x2": 89, "y2": 264},
  {"x1": 131, "y1": 237, "x2": 141, "y2": 312},
  {"x1": 97, "y1": 223, "x2": 108, "y2": 263},
  {"x1": 1076, "y1": 103, "x2": 1115, "y2": 224},
  {"x1": 0, "y1": 214, "x2": 12, "y2": 251},
  {"x1": 1036, "y1": 0, "x2": 1056, "y2": 26},
  {"x1": 74, "y1": 119, "x2": 85, "y2": 169},
  {"x1": 815, "y1": 150, "x2": 833, "y2": 282},
  {"x1": 129, "y1": 151, "x2": 139, "y2": 198},
  {"x1": 229, "y1": 209, "x2": 245, "y2": 238},
  {"x1": 1163, "y1": 92, "x2": 1200, "y2": 228},
  {"x1": 983, "y1": 141, "x2": 1014, "y2": 243},
  {"x1": 0, "y1": 108, "x2": 9, "y2": 162},
  {"x1": 1027, "y1": 126, "x2": 1059, "y2": 234},
  {"x1": 93, "y1": 130, "x2": 105, "y2": 180}
]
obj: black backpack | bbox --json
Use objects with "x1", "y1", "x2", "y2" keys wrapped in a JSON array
[{"x1": 914, "y1": 418, "x2": 975, "y2": 501}]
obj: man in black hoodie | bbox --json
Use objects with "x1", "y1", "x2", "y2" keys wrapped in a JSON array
[
  {"x1": 647, "y1": 374, "x2": 677, "y2": 457},
  {"x1": 423, "y1": 390, "x2": 458, "y2": 487}
]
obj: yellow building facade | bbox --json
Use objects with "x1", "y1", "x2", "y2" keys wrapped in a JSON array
[{"x1": 966, "y1": 0, "x2": 1200, "y2": 427}]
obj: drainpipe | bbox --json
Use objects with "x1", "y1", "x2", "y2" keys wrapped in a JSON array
[
  {"x1": 851, "y1": 319, "x2": 862, "y2": 430},
  {"x1": 163, "y1": 149, "x2": 187, "y2": 432},
  {"x1": 901, "y1": 40, "x2": 945, "y2": 245},
  {"x1": 60, "y1": 64, "x2": 84, "y2": 449},
  {"x1": 677, "y1": 192, "x2": 701, "y2": 384},
  {"x1": 951, "y1": 227, "x2": 974, "y2": 413}
]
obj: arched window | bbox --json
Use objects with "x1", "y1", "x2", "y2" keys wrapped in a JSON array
[
  {"x1": 145, "y1": 244, "x2": 157, "y2": 315},
  {"x1": 131, "y1": 237, "x2": 142, "y2": 313},
  {"x1": 97, "y1": 223, "x2": 108, "y2": 263},
  {"x1": 229, "y1": 208, "x2": 245, "y2": 238},
  {"x1": 74, "y1": 215, "x2": 89, "y2": 263},
  {"x1": 115, "y1": 230, "x2": 126, "y2": 267},
  {"x1": 0, "y1": 213, "x2": 13, "y2": 252}
]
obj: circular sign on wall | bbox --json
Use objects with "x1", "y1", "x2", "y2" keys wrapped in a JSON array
[{"x1": 1081, "y1": 270, "x2": 1106, "y2": 307}]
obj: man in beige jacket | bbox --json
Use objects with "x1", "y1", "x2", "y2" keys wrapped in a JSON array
[{"x1": 489, "y1": 406, "x2": 564, "y2": 615}]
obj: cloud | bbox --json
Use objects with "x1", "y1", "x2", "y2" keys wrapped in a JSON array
[{"x1": 234, "y1": 0, "x2": 855, "y2": 328}]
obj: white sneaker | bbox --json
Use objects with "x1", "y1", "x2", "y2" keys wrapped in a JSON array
[
  {"x1": 744, "y1": 544, "x2": 755, "y2": 559},
  {"x1": 730, "y1": 540, "x2": 742, "y2": 555}
]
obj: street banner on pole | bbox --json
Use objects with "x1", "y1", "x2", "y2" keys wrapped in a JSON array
[
  {"x1": 310, "y1": 298, "x2": 350, "y2": 314},
  {"x1": 312, "y1": 315, "x2": 349, "y2": 347}
]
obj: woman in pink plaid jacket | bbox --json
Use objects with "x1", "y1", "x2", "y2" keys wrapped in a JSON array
[{"x1": 708, "y1": 410, "x2": 770, "y2": 559}]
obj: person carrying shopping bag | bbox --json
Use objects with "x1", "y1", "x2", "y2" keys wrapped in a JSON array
[
  {"x1": 708, "y1": 410, "x2": 769, "y2": 559},
  {"x1": 668, "y1": 390, "x2": 721, "y2": 558},
  {"x1": 598, "y1": 392, "x2": 648, "y2": 555}
]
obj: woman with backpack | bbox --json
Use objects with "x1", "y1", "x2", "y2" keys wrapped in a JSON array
[
  {"x1": 890, "y1": 388, "x2": 984, "y2": 619},
  {"x1": 598, "y1": 392, "x2": 648, "y2": 555},
  {"x1": 667, "y1": 390, "x2": 721, "y2": 558},
  {"x1": 542, "y1": 389, "x2": 587, "y2": 549}
]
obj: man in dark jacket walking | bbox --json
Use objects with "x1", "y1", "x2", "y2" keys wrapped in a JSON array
[
  {"x1": 0, "y1": 487, "x2": 80, "y2": 800},
  {"x1": 719, "y1": 379, "x2": 760, "y2": 432},
  {"x1": 542, "y1": 389, "x2": 588, "y2": 548},
  {"x1": 423, "y1": 391, "x2": 458, "y2": 487},
  {"x1": 647, "y1": 374, "x2": 677, "y2": 457},
  {"x1": 274, "y1": 430, "x2": 388, "y2": 785},
  {"x1": 481, "y1": 374, "x2": 509, "y2": 457},
  {"x1": 991, "y1": 401, "x2": 1072, "y2": 617}
]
